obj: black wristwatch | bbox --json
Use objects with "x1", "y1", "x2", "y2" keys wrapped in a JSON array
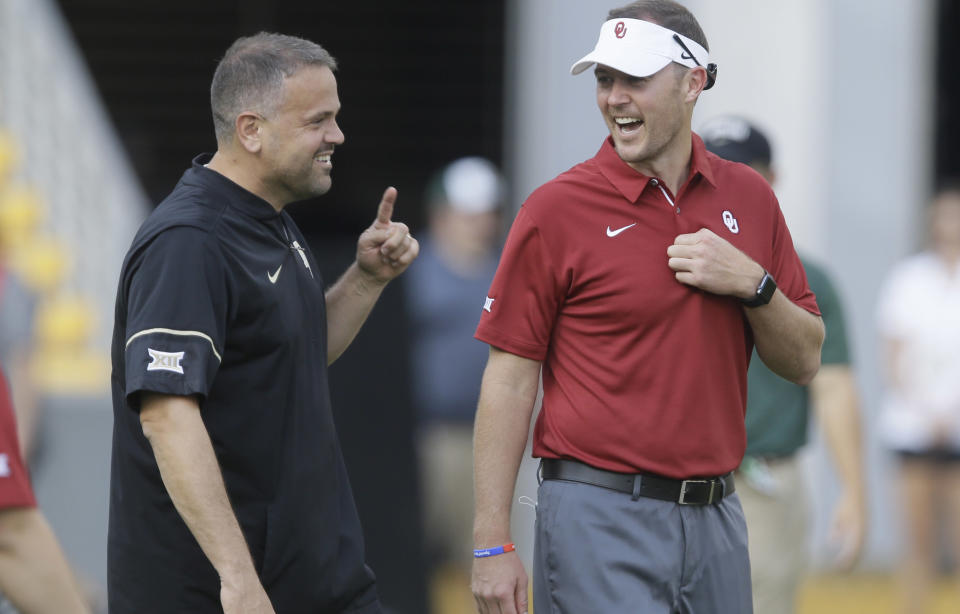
[{"x1": 742, "y1": 270, "x2": 776, "y2": 307}]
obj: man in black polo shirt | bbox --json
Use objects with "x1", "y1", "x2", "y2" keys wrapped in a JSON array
[{"x1": 108, "y1": 33, "x2": 419, "y2": 614}]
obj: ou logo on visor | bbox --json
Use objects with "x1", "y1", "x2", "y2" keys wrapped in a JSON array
[
  {"x1": 614, "y1": 21, "x2": 627, "y2": 38},
  {"x1": 722, "y1": 210, "x2": 740, "y2": 234}
]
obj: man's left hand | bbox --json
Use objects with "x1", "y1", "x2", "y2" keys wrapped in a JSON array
[
  {"x1": 356, "y1": 187, "x2": 419, "y2": 283},
  {"x1": 667, "y1": 228, "x2": 764, "y2": 298}
]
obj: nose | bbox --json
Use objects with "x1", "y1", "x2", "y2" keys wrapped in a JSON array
[
  {"x1": 606, "y1": 78, "x2": 631, "y2": 106},
  {"x1": 328, "y1": 119, "x2": 345, "y2": 145}
]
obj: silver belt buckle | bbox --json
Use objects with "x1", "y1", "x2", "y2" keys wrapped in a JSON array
[{"x1": 678, "y1": 479, "x2": 715, "y2": 505}]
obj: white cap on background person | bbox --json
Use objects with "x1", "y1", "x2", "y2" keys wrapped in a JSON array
[{"x1": 427, "y1": 157, "x2": 504, "y2": 215}]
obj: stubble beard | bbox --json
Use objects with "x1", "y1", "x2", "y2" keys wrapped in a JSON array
[
  {"x1": 277, "y1": 159, "x2": 333, "y2": 203},
  {"x1": 614, "y1": 106, "x2": 685, "y2": 169}
]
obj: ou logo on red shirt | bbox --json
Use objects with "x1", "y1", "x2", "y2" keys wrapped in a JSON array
[
  {"x1": 722, "y1": 210, "x2": 740, "y2": 234},
  {"x1": 614, "y1": 21, "x2": 627, "y2": 38}
]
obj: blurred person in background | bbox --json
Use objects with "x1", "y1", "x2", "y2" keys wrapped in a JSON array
[
  {"x1": 0, "y1": 265, "x2": 38, "y2": 457},
  {"x1": 109, "y1": 32, "x2": 418, "y2": 614},
  {"x1": 701, "y1": 116, "x2": 866, "y2": 614},
  {"x1": 0, "y1": 235, "x2": 39, "y2": 467},
  {"x1": 405, "y1": 157, "x2": 503, "y2": 613},
  {"x1": 876, "y1": 184, "x2": 960, "y2": 614},
  {"x1": 0, "y1": 365, "x2": 89, "y2": 614}
]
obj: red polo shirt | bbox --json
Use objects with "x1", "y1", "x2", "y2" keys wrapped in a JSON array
[
  {"x1": 0, "y1": 369, "x2": 36, "y2": 508},
  {"x1": 476, "y1": 135, "x2": 818, "y2": 478}
]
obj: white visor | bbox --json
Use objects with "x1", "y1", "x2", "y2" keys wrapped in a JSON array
[{"x1": 570, "y1": 18, "x2": 710, "y2": 78}]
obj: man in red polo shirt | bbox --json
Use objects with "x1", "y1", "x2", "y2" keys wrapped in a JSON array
[
  {"x1": 0, "y1": 367, "x2": 89, "y2": 613},
  {"x1": 470, "y1": 2, "x2": 824, "y2": 613}
]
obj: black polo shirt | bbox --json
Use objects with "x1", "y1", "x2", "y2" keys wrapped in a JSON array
[{"x1": 108, "y1": 155, "x2": 381, "y2": 613}]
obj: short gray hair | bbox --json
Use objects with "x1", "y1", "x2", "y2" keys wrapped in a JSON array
[{"x1": 210, "y1": 32, "x2": 337, "y2": 144}]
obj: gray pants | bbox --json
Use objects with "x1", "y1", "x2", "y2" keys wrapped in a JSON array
[{"x1": 533, "y1": 478, "x2": 753, "y2": 614}]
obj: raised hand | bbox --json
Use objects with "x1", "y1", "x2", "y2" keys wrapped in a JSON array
[{"x1": 356, "y1": 187, "x2": 419, "y2": 283}]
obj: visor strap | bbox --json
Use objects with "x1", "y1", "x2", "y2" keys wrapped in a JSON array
[
  {"x1": 672, "y1": 34, "x2": 703, "y2": 67},
  {"x1": 671, "y1": 33, "x2": 718, "y2": 90}
]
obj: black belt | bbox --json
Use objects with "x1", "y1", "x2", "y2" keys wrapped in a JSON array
[{"x1": 540, "y1": 458, "x2": 735, "y2": 506}]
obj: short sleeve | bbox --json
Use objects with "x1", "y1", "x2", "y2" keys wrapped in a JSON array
[
  {"x1": 803, "y1": 260, "x2": 850, "y2": 365},
  {"x1": 122, "y1": 227, "x2": 229, "y2": 407},
  {"x1": 767, "y1": 204, "x2": 819, "y2": 316},
  {"x1": 475, "y1": 207, "x2": 562, "y2": 360}
]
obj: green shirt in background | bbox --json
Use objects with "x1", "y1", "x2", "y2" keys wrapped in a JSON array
[{"x1": 744, "y1": 257, "x2": 851, "y2": 457}]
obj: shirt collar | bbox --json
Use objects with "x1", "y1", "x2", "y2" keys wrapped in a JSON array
[
  {"x1": 689, "y1": 133, "x2": 717, "y2": 188},
  {"x1": 596, "y1": 133, "x2": 717, "y2": 203},
  {"x1": 185, "y1": 153, "x2": 282, "y2": 220}
]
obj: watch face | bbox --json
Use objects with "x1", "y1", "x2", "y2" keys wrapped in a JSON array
[
  {"x1": 744, "y1": 272, "x2": 776, "y2": 307},
  {"x1": 757, "y1": 273, "x2": 776, "y2": 303}
]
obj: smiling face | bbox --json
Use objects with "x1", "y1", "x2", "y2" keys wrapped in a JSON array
[
  {"x1": 257, "y1": 64, "x2": 344, "y2": 205},
  {"x1": 595, "y1": 63, "x2": 691, "y2": 174}
]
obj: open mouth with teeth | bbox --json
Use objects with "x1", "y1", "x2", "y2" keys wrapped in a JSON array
[
  {"x1": 614, "y1": 116, "x2": 644, "y2": 135},
  {"x1": 314, "y1": 153, "x2": 332, "y2": 166}
]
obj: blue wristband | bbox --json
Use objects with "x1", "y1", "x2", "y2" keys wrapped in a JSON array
[{"x1": 474, "y1": 543, "x2": 516, "y2": 558}]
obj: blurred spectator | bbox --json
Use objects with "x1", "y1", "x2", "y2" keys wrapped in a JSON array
[
  {"x1": 0, "y1": 365, "x2": 89, "y2": 614},
  {"x1": 404, "y1": 157, "x2": 503, "y2": 611},
  {"x1": 0, "y1": 261, "x2": 39, "y2": 463},
  {"x1": 702, "y1": 116, "x2": 867, "y2": 614},
  {"x1": 876, "y1": 183, "x2": 960, "y2": 614},
  {"x1": 0, "y1": 144, "x2": 40, "y2": 465}
]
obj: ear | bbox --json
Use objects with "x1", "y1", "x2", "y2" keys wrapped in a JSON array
[
  {"x1": 684, "y1": 66, "x2": 707, "y2": 102},
  {"x1": 235, "y1": 112, "x2": 263, "y2": 154}
]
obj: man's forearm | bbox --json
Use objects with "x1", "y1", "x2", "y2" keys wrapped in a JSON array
[
  {"x1": 811, "y1": 365, "x2": 866, "y2": 566},
  {"x1": 140, "y1": 394, "x2": 259, "y2": 584},
  {"x1": 812, "y1": 366, "x2": 865, "y2": 499},
  {"x1": 0, "y1": 507, "x2": 90, "y2": 614},
  {"x1": 746, "y1": 290, "x2": 824, "y2": 385},
  {"x1": 663, "y1": 229, "x2": 823, "y2": 384},
  {"x1": 473, "y1": 348, "x2": 541, "y2": 545},
  {"x1": 324, "y1": 262, "x2": 387, "y2": 364}
]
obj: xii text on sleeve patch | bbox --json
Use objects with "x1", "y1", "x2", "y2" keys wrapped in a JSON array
[{"x1": 147, "y1": 348, "x2": 185, "y2": 374}]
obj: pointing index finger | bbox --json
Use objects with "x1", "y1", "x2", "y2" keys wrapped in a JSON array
[{"x1": 376, "y1": 187, "x2": 398, "y2": 227}]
